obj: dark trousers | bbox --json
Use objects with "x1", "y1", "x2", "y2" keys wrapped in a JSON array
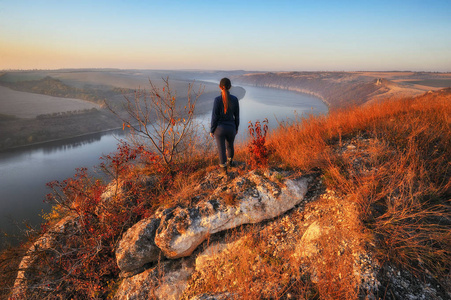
[{"x1": 214, "y1": 125, "x2": 236, "y2": 166}]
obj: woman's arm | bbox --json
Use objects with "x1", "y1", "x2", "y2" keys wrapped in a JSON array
[
  {"x1": 210, "y1": 97, "x2": 221, "y2": 134},
  {"x1": 234, "y1": 98, "x2": 240, "y2": 132}
]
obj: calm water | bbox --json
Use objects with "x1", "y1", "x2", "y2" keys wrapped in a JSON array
[{"x1": 0, "y1": 85, "x2": 327, "y2": 247}]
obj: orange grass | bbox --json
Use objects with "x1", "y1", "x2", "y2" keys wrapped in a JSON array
[
  {"x1": 269, "y1": 90, "x2": 451, "y2": 171},
  {"x1": 269, "y1": 89, "x2": 451, "y2": 282},
  {"x1": 182, "y1": 223, "x2": 319, "y2": 300}
]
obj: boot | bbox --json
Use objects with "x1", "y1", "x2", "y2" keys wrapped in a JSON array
[
  {"x1": 220, "y1": 165, "x2": 228, "y2": 176},
  {"x1": 227, "y1": 157, "x2": 234, "y2": 168}
]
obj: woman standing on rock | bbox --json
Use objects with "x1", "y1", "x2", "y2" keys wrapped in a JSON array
[{"x1": 210, "y1": 78, "x2": 240, "y2": 176}]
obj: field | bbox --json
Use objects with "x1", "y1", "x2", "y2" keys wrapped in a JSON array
[
  {"x1": 0, "y1": 69, "x2": 234, "y2": 118},
  {"x1": 355, "y1": 71, "x2": 451, "y2": 102},
  {"x1": 0, "y1": 86, "x2": 99, "y2": 118},
  {"x1": 0, "y1": 70, "x2": 242, "y2": 150}
]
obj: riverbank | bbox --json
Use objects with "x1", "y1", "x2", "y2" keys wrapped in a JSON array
[
  {"x1": 0, "y1": 83, "x2": 246, "y2": 151},
  {"x1": 0, "y1": 124, "x2": 127, "y2": 153},
  {"x1": 0, "y1": 108, "x2": 123, "y2": 151}
]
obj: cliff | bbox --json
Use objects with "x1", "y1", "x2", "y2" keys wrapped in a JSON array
[
  {"x1": 2, "y1": 88, "x2": 450, "y2": 299},
  {"x1": 233, "y1": 71, "x2": 443, "y2": 110}
]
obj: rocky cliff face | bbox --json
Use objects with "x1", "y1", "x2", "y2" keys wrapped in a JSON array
[
  {"x1": 10, "y1": 165, "x2": 450, "y2": 299},
  {"x1": 10, "y1": 168, "x2": 310, "y2": 298},
  {"x1": 113, "y1": 169, "x2": 310, "y2": 298},
  {"x1": 233, "y1": 72, "x2": 390, "y2": 110}
]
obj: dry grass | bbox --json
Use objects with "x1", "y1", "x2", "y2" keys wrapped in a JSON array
[
  {"x1": 269, "y1": 89, "x2": 451, "y2": 287},
  {"x1": 182, "y1": 192, "x2": 367, "y2": 299},
  {"x1": 0, "y1": 247, "x2": 28, "y2": 299},
  {"x1": 299, "y1": 194, "x2": 366, "y2": 299},
  {"x1": 182, "y1": 221, "x2": 318, "y2": 299}
]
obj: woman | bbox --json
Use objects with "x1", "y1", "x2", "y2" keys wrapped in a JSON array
[{"x1": 210, "y1": 78, "x2": 240, "y2": 175}]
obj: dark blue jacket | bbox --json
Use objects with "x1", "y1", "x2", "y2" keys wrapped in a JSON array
[{"x1": 210, "y1": 93, "x2": 240, "y2": 133}]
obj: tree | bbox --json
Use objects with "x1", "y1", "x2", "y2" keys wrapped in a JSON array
[{"x1": 108, "y1": 78, "x2": 204, "y2": 174}]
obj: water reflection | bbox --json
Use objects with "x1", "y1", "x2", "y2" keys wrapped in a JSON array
[
  {"x1": 0, "y1": 130, "x2": 127, "y2": 248},
  {"x1": 42, "y1": 135, "x2": 104, "y2": 154}
]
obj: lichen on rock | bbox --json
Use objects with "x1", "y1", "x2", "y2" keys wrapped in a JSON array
[{"x1": 154, "y1": 171, "x2": 309, "y2": 259}]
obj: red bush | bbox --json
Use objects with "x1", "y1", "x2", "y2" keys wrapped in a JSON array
[{"x1": 247, "y1": 119, "x2": 269, "y2": 169}]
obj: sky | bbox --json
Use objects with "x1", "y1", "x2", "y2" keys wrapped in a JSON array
[{"x1": 0, "y1": 0, "x2": 450, "y2": 72}]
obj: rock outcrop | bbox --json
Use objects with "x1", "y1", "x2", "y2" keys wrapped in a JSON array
[
  {"x1": 115, "y1": 218, "x2": 162, "y2": 274},
  {"x1": 115, "y1": 170, "x2": 309, "y2": 275},
  {"x1": 111, "y1": 170, "x2": 311, "y2": 299},
  {"x1": 12, "y1": 165, "x2": 448, "y2": 299},
  {"x1": 11, "y1": 215, "x2": 80, "y2": 298},
  {"x1": 155, "y1": 172, "x2": 309, "y2": 259}
]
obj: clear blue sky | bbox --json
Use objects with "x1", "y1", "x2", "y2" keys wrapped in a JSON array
[{"x1": 1, "y1": 0, "x2": 450, "y2": 71}]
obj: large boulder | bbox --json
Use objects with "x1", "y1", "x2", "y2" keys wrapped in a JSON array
[
  {"x1": 115, "y1": 218, "x2": 162, "y2": 274},
  {"x1": 155, "y1": 171, "x2": 309, "y2": 259}
]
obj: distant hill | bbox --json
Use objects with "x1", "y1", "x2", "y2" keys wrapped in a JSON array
[
  {"x1": 0, "y1": 75, "x2": 120, "y2": 105},
  {"x1": 0, "y1": 70, "x2": 246, "y2": 150},
  {"x1": 233, "y1": 71, "x2": 451, "y2": 110}
]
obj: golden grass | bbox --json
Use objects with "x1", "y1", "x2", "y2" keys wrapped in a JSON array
[
  {"x1": 182, "y1": 193, "x2": 367, "y2": 299},
  {"x1": 269, "y1": 89, "x2": 451, "y2": 285},
  {"x1": 269, "y1": 89, "x2": 450, "y2": 170}
]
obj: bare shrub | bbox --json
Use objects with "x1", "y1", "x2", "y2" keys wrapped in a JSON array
[{"x1": 108, "y1": 77, "x2": 204, "y2": 174}]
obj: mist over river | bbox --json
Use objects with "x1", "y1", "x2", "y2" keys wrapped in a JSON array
[{"x1": 0, "y1": 85, "x2": 327, "y2": 248}]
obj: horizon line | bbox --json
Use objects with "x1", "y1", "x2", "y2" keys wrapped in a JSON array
[{"x1": 1, "y1": 68, "x2": 450, "y2": 74}]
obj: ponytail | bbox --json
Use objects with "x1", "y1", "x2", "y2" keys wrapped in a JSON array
[
  {"x1": 219, "y1": 78, "x2": 232, "y2": 114},
  {"x1": 222, "y1": 89, "x2": 229, "y2": 114}
]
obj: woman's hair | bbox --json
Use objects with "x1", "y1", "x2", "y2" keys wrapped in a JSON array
[{"x1": 220, "y1": 78, "x2": 232, "y2": 114}]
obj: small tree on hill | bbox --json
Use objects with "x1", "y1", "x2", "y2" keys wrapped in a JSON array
[{"x1": 108, "y1": 78, "x2": 204, "y2": 174}]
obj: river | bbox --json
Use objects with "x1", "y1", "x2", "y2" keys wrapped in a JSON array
[{"x1": 0, "y1": 85, "x2": 328, "y2": 248}]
